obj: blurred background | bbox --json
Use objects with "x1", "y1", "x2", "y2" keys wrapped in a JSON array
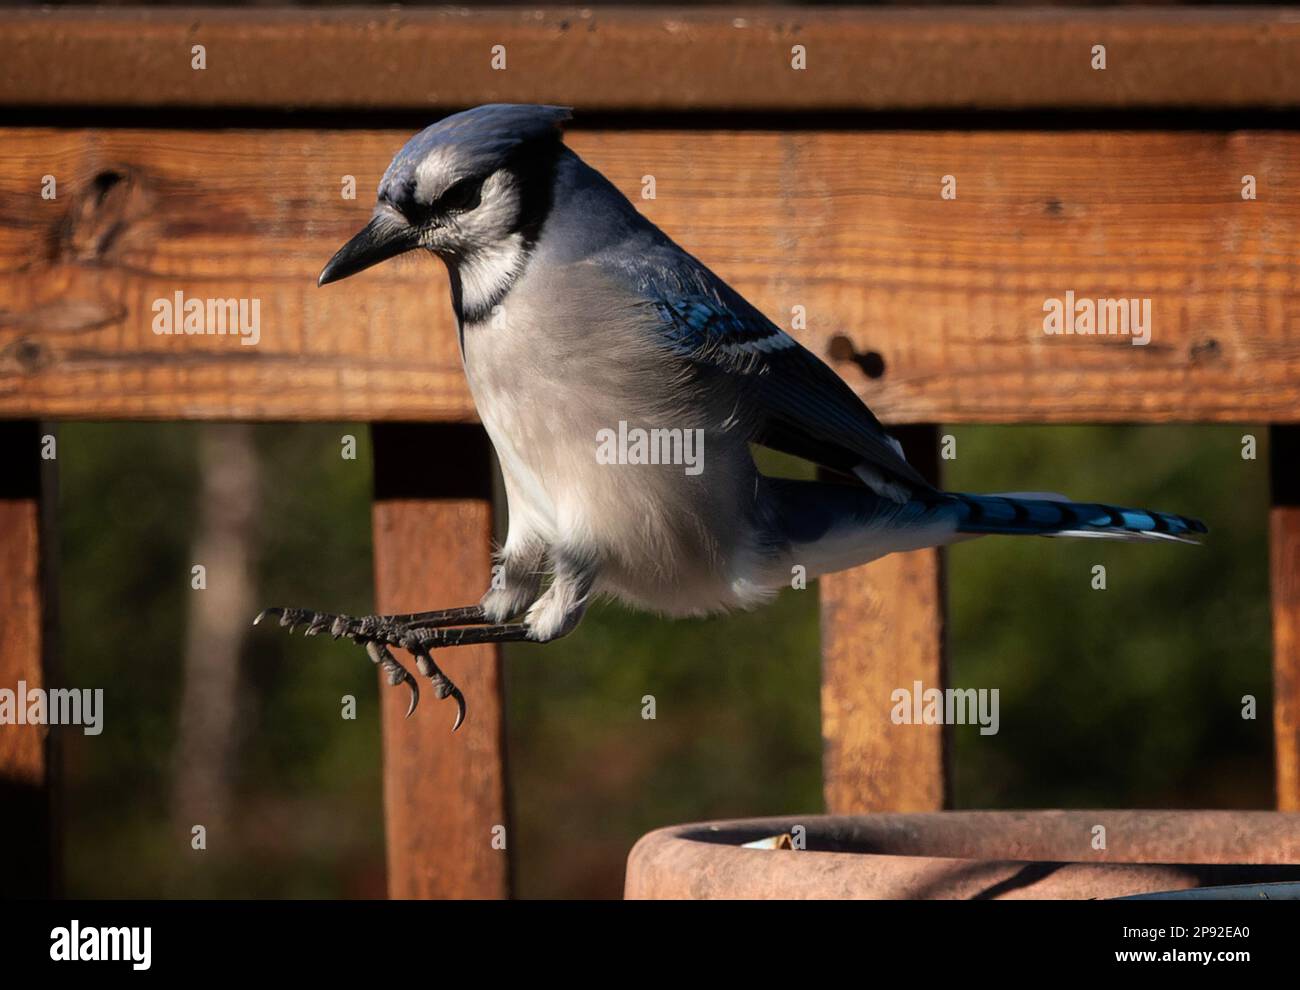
[{"x1": 56, "y1": 420, "x2": 1273, "y2": 899}]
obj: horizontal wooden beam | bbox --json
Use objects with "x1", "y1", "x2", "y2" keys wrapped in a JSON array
[
  {"x1": 2, "y1": 127, "x2": 1298, "y2": 423},
  {"x1": 2, "y1": 7, "x2": 1300, "y2": 112}
]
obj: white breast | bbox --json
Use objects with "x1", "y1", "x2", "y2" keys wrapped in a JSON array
[{"x1": 456, "y1": 262, "x2": 777, "y2": 617}]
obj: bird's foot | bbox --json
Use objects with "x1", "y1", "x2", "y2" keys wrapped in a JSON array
[{"x1": 254, "y1": 604, "x2": 533, "y2": 731}]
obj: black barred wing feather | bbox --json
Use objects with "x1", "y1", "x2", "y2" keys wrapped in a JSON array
[{"x1": 649, "y1": 294, "x2": 933, "y2": 493}]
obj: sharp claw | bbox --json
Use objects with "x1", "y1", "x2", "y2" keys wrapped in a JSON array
[
  {"x1": 364, "y1": 641, "x2": 420, "y2": 717},
  {"x1": 449, "y1": 687, "x2": 466, "y2": 732},
  {"x1": 407, "y1": 645, "x2": 466, "y2": 731},
  {"x1": 264, "y1": 608, "x2": 473, "y2": 731}
]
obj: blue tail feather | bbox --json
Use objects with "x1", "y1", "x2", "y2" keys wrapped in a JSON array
[{"x1": 949, "y1": 492, "x2": 1207, "y2": 542}]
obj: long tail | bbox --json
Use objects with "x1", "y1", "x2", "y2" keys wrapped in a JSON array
[
  {"x1": 947, "y1": 491, "x2": 1207, "y2": 544},
  {"x1": 766, "y1": 480, "x2": 1207, "y2": 582}
]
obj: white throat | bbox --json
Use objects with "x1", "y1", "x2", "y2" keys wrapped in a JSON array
[{"x1": 457, "y1": 232, "x2": 529, "y2": 323}]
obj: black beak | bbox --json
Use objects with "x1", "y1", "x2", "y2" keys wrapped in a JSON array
[{"x1": 318, "y1": 211, "x2": 419, "y2": 287}]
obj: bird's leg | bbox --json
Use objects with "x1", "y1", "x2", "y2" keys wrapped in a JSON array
[
  {"x1": 254, "y1": 533, "x2": 548, "y2": 642},
  {"x1": 254, "y1": 546, "x2": 593, "y2": 731},
  {"x1": 255, "y1": 602, "x2": 543, "y2": 731},
  {"x1": 518, "y1": 545, "x2": 597, "y2": 643},
  {"x1": 254, "y1": 603, "x2": 495, "y2": 729},
  {"x1": 404, "y1": 623, "x2": 534, "y2": 648},
  {"x1": 481, "y1": 536, "x2": 547, "y2": 622},
  {"x1": 254, "y1": 604, "x2": 490, "y2": 643}
]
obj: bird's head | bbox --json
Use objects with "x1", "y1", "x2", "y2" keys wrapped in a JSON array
[{"x1": 318, "y1": 104, "x2": 572, "y2": 288}]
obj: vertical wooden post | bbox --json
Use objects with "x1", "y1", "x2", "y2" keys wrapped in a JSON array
[
  {"x1": 371, "y1": 423, "x2": 510, "y2": 899},
  {"x1": 0, "y1": 421, "x2": 58, "y2": 895},
  {"x1": 819, "y1": 424, "x2": 949, "y2": 814},
  {"x1": 1271, "y1": 425, "x2": 1300, "y2": 811}
]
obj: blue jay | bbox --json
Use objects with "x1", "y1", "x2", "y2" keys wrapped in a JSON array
[{"x1": 257, "y1": 104, "x2": 1205, "y2": 729}]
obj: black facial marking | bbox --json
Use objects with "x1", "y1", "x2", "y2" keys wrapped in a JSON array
[
  {"x1": 509, "y1": 141, "x2": 562, "y2": 248},
  {"x1": 387, "y1": 174, "x2": 484, "y2": 229},
  {"x1": 416, "y1": 134, "x2": 566, "y2": 330},
  {"x1": 437, "y1": 175, "x2": 484, "y2": 214}
]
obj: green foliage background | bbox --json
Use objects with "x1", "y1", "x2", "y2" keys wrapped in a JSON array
[{"x1": 54, "y1": 422, "x2": 1272, "y2": 899}]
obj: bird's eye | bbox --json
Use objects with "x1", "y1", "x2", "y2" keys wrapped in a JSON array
[{"x1": 436, "y1": 176, "x2": 483, "y2": 214}]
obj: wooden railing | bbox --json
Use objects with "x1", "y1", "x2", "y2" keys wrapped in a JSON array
[{"x1": 1, "y1": 7, "x2": 1298, "y2": 897}]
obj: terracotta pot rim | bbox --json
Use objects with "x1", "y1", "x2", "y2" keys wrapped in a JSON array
[
  {"x1": 665, "y1": 809, "x2": 1300, "y2": 865},
  {"x1": 625, "y1": 810, "x2": 1300, "y2": 899}
]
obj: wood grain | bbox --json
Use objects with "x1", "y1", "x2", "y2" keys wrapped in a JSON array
[
  {"x1": 372, "y1": 424, "x2": 509, "y2": 899},
  {"x1": 2, "y1": 8, "x2": 1300, "y2": 111},
  {"x1": 2, "y1": 128, "x2": 1298, "y2": 424},
  {"x1": 1272, "y1": 426, "x2": 1300, "y2": 811},
  {"x1": 819, "y1": 426, "x2": 948, "y2": 814},
  {"x1": 0, "y1": 421, "x2": 57, "y2": 895}
]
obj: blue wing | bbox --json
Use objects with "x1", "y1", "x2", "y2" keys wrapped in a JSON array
[
  {"x1": 555, "y1": 160, "x2": 932, "y2": 495},
  {"x1": 647, "y1": 290, "x2": 933, "y2": 494},
  {"x1": 652, "y1": 297, "x2": 800, "y2": 365}
]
